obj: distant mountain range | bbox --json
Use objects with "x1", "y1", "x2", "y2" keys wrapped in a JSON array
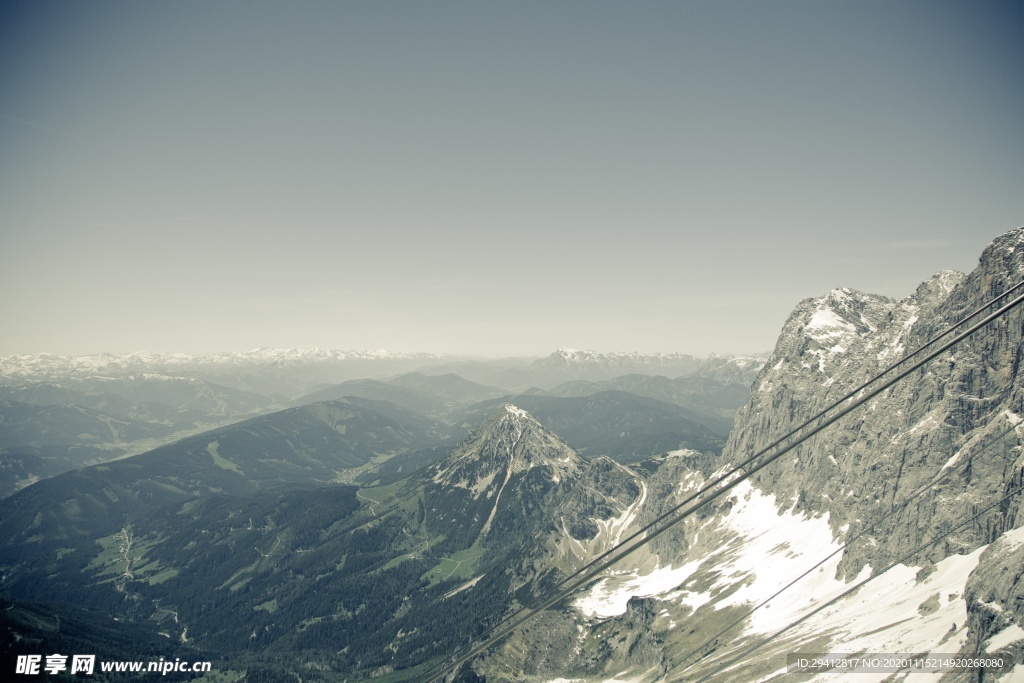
[
  {"x1": 0, "y1": 348, "x2": 454, "y2": 378},
  {"x1": 0, "y1": 347, "x2": 762, "y2": 389},
  {"x1": 0, "y1": 349, "x2": 764, "y2": 497}
]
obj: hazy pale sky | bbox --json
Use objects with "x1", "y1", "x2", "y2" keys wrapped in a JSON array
[{"x1": 1, "y1": 1, "x2": 1021, "y2": 357}]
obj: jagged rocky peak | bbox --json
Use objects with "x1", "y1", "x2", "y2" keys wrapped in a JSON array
[
  {"x1": 799, "y1": 287, "x2": 897, "y2": 341},
  {"x1": 752, "y1": 288, "x2": 902, "y2": 396},
  {"x1": 766, "y1": 227, "x2": 1024, "y2": 390},
  {"x1": 431, "y1": 404, "x2": 582, "y2": 492},
  {"x1": 752, "y1": 266, "x2": 974, "y2": 395}
]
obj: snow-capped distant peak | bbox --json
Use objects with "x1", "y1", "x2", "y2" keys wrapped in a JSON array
[
  {"x1": 0, "y1": 348, "x2": 453, "y2": 380},
  {"x1": 550, "y1": 348, "x2": 695, "y2": 361},
  {"x1": 552, "y1": 348, "x2": 602, "y2": 362}
]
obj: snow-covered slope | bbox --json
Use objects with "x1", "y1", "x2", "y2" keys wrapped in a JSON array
[{"x1": 562, "y1": 477, "x2": 995, "y2": 683}]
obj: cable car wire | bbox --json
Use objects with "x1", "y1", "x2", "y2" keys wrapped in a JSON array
[
  {"x1": 687, "y1": 488, "x2": 1019, "y2": 683},
  {"x1": 668, "y1": 419, "x2": 1021, "y2": 679}
]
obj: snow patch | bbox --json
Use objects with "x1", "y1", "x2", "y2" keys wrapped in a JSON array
[
  {"x1": 701, "y1": 482, "x2": 856, "y2": 634},
  {"x1": 908, "y1": 409, "x2": 942, "y2": 435},
  {"x1": 505, "y1": 404, "x2": 530, "y2": 419},
  {"x1": 878, "y1": 313, "x2": 918, "y2": 361},
  {"x1": 941, "y1": 450, "x2": 963, "y2": 471},
  {"x1": 790, "y1": 547, "x2": 987, "y2": 683},
  {"x1": 994, "y1": 664, "x2": 1024, "y2": 682},
  {"x1": 661, "y1": 449, "x2": 698, "y2": 460},
  {"x1": 574, "y1": 558, "x2": 709, "y2": 619},
  {"x1": 593, "y1": 480, "x2": 995, "y2": 683},
  {"x1": 805, "y1": 309, "x2": 856, "y2": 337},
  {"x1": 992, "y1": 524, "x2": 1024, "y2": 553},
  {"x1": 543, "y1": 669, "x2": 659, "y2": 683},
  {"x1": 986, "y1": 623, "x2": 1024, "y2": 653},
  {"x1": 573, "y1": 481, "x2": 850, "y2": 628}
]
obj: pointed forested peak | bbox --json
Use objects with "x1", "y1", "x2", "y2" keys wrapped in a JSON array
[{"x1": 431, "y1": 404, "x2": 581, "y2": 491}]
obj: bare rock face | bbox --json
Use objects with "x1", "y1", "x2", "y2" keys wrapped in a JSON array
[
  {"x1": 725, "y1": 227, "x2": 1024, "y2": 581},
  {"x1": 963, "y1": 527, "x2": 1024, "y2": 655}
]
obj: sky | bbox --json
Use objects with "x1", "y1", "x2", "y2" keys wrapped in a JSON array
[{"x1": 1, "y1": 1, "x2": 1021, "y2": 358}]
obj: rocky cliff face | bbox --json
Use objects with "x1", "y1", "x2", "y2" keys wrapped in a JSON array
[{"x1": 670, "y1": 227, "x2": 1024, "y2": 681}]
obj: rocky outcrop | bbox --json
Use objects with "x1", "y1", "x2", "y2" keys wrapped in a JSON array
[{"x1": 963, "y1": 527, "x2": 1024, "y2": 654}]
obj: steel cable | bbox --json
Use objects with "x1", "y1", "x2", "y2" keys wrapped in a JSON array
[{"x1": 420, "y1": 282, "x2": 1024, "y2": 683}]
